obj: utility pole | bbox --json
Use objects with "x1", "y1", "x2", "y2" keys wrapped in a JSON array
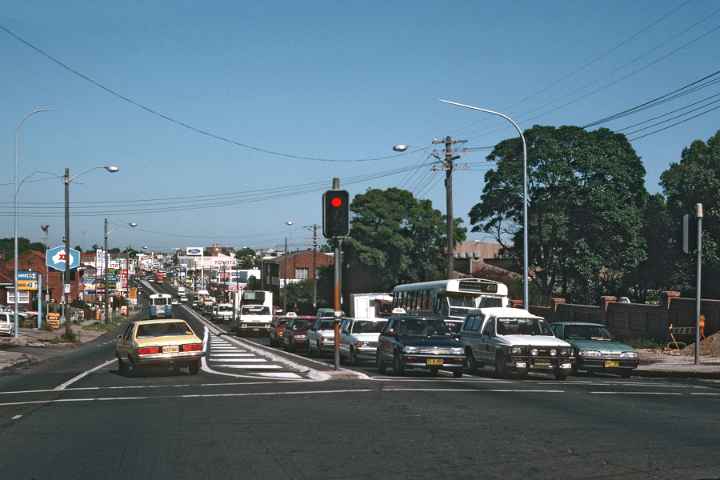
[
  {"x1": 695, "y1": 203, "x2": 703, "y2": 365},
  {"x1": 283, "y1": 236, "x2": 288, "y2": 313},
  {"x1": 432, "y1": 136, "x2": 466, "y2": 279},
  {"x1": 332, "y1": 177, "x2": 343, "y2": 371},
  {"x1": 63, "y1": 168, "x2": 72, "y2": 338},
  {"x1": 104, "y1": 218, "x2": 110, "y2": 324},
  {"x1": 312, "y1": 224, "x2": 318, "y2": 308}
]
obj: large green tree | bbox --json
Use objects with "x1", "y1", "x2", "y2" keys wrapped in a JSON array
[
  {"x1": 0, "y1": 237, "x2": 45, "y2": 259},
  {"x1": 235, "y1": 247, "x2": 259, "y2": 269},
  {"x1": 344, "y1": 188, "x2": 466, "y2": 292},
  {"x1": 660, "y1": 129, "x2": 720, "y2": 297},
  {"x1": 469, "y1": 125, "x2": 647, "y2": 304}
]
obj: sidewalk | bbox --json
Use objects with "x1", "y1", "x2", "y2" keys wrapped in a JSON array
[{"x1": 635, "y1": 349, "x2": 720, "y2": 379}]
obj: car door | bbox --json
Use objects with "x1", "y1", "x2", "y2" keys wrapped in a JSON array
[
  {"x1": 463, "y1": 314, "x2": 483, "y2": 359},
  {"x1": 117, "y1": 323, "x2": 134, "y2": 359},
  {"x1": 340, "y1": 319, "x2": 352, "y2": 355},
  {"x1": 378, "y1": 318, "x2": 396, "y2": 360},
  {"x1": 478, "y1": 316, "x2": 496, "y2": 363}
]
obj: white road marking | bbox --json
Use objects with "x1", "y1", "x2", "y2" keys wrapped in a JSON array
[
  {"x1": 214, "y1": 364, "x2": 284, "y2": 370},
  {"x1": 211, "y1": 354, "x2": 258, "y2": 358},
  {"x1": 53, "y1": 359, "x2": 117, "y2": 391},
  {"x1": 382, "y1": 388, "x2": 565, "y2": 393},
  {"x1": 590, "y1": 391, "x2": 683, "y2": 396},
  {"x1": 256, "y1": 372, "x2": 303, "y2": 379},
  {"x1": 12, "y1": 414, "x2": 22, "y2": 420},
  {"x1": 208, "y1": 355, "x2": 257, "y2": 360},
  {"x1": 209, "y1": 358, "x2": 267, "y2": 363}
]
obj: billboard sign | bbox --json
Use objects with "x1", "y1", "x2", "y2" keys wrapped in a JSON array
[
  {"x1": 46, "y1": 245, "x2": 80, "y2": 272},
  {"x1": 17, "y1": 270, "x2": 39, "y2": 291},
  {"x1": 186, "y1": 247, "x2": 203, "y2": 256}
]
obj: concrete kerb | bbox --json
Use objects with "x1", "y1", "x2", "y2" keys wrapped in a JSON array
[{"x1": 179, "y1": 304, "x2": 348, "y2": 382}]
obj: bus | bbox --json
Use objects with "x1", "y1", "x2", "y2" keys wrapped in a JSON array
[
  {"x1": 238, "y1": 290, "x2": 274, "y2": 334},
  {"x1": 392, "y1": 278, "x2": 509, "y2": 331},
  {"x1": 148, "y1": 293, "x2": 173, "y2": 319}
]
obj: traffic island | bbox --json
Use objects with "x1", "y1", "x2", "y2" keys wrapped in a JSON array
[
  {"x1": 635, "y1": 348, "x2": 720, "y2": 379},
  {"x1": 0, "y1": 350, "x2": 38, "y2": 372}
]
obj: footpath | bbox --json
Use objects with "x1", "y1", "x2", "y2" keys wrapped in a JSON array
[
  {"x1": 0, "y1": 311, "x2": 131, "y2": 373},
  {"x1": 635, "y1": 332, "x2": 720, "y2": 379}
]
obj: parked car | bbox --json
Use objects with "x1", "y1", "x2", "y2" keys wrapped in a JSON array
[
  {"x1": 376, "y1": 315, "x2": 465, "y2": 377},
  {"x1": 460, "y1": 307, "x2": 573, "y2": 380},
  {"x1": 212, "y1": 303, "x2": 234, "y2": 323},
  {"x1": 0, "y1": 311, "x2": 16, "y2": 336},
  {"x1": 269, "y1": 316, "x2": 292, "y2": 347},
  {"x1": 281, "y1": 317, "x2": 315, "y2": 352},
  {"x1": 340, "y1": 317, "x2": 388, "y2": 365},
  {"x1": 551, "y1": 322, "x2": 639, "y2": 377},
  {"x1": 306, "y1": 317, "x2": 337, "y2": 356},
  {"x1": 115, "y1": 319, "x2": 204, "y2": 376}
]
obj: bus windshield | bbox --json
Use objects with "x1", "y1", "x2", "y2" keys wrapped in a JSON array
[
  {"x1": 446, "y1": 293, "x2": 478, "y2": 308},
  {"x1": 151, "y1": 298, "x2": 169, "y2": 306}
]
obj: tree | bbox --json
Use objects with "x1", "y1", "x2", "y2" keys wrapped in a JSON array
[
  {"x1": 235, "y1": 247, "x2": 258, "y2": 269},
  {"x1": 660, "y1": 129, "x2": 720, "y2": 297},
  {"x1": 469, "y1": 125, "x2": 647, "y2": 304},
  {"x1": 344, "y1": 188, "x2": 466, "y2": 292},
  {"x1": 284, "y1": 280, "x2": 315, "y2": 314},
  {"x1": 74, "y1": 245, "x2": 83, "y2": 252},
  {"x1": 0, "y1": 237, "x2": 45, "y2": 259}
]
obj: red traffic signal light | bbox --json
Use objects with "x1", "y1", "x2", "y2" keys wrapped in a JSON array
[{"x1": 323, "y1": 190, "x2": 349, "y2": 238}]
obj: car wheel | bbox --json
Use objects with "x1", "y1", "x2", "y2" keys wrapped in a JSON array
[
  {"x1": 453, "y1": 370, "x2": 463, "y2": 378},
  {"x1": 494, "y1": 353, "x2": 507, "y2": 379},
  {"x1": 620, "y1": 369, "x2": 632, "y2": 379},
  {"x1": 117, "y1": 356, "x2": 128, "y2": 376},
  {"x1": 465, "y1": 349, "x2": 477, "y2": 373},
  {"x1": 376, "y1": 351, "x2": 386, "y2": 374},
  {"x1": 348, "y1": 347, "x2": 357, "y2": 366},
  {"x1": 189, "y1": 359, "x2": 200, "y2": 375},
  {"x1": 554, "y1": 369, "x2": 567, "y2": 381},
  {"x1": 393, "y1": 352, "x2": 405, "y2": 376}
]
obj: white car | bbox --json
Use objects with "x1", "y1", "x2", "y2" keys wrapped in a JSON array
[
  {"x1": 306, "y1": 317, "x2": 338, "y2": 356},
  {"x1": 0, "y1": 312, "x2": 16, "y2": 336},
  {"x1": 340, "y1": 317, "x2": 388, "y2": 365},
  {"x1": 460, "y1": 307, "x2": 574, "y2": 380},
  {"x1": 212, "y1": 303, "x2": 234, "y2": 323}
]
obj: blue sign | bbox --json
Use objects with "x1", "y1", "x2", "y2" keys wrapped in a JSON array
[
  {"x1": 17, "y1": 271, "x2": 38, "y2": 281},
  {"x1": 46, "y1": 245, "x2": 80, "y2": 272}
]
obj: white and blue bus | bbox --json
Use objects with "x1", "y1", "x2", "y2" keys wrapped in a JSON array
[
  {"x1": 392, "y1": 278, "x2": 509, "y2": 331},
  {"x1": 148, "y1": 293, "x2": 173, "y2": 319}
]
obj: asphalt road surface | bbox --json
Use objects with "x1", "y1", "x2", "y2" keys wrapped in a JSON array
[{"x1": 2, "y1": 285, "x2": 719, "y2": 479}]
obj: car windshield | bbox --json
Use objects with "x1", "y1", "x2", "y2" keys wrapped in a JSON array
[
  {"x1": 396, "y1": 319, "x2": 450, "y2": 336},
  {"x1": 292, "y1": 320, "x2": 312, "y2": 330},
  {"x1": 136, "y1": 322, "x2": 193, "y2": 337},
  {"x1": 353, "y1": 320, "x2": 387, "y2": 333},
  {"x1": 564, "y1": 325, "x2": 612, "y2": 341},
  {"x1": 496, "y1": 317, "x2": 553, "y2": 336},
  {"x1": 242, "y1": 291, "x2": 265, "y2": 305},
  {"x1": 316, "y1": 320, "x2": 335, "y2": 330}
]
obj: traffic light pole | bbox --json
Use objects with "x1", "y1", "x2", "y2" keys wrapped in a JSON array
[
  {"x1": 332, "y1": 177, "x2": 342, "y2": 371},
  {"x1": 695, "y1": 203, "x2": 703, "y2": 365}
]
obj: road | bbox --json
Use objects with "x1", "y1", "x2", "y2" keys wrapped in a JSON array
[{"x1": 1, "y1": 284, "x2": 719, "y2": 479}]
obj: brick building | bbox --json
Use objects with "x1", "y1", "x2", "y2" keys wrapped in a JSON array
[
  {"x1": 0, "y1": 250, "x2": 81, "y2": 308},
  {"x1": 261, "y1": 250, "x2": 334, "y2": 300}
]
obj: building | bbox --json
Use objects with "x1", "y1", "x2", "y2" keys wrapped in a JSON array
[
  {"x1": 0, "y1": 250, "x2": 81, "y2": 308},
  {"x1": 261, "y1": 250, "x2": 334, "y2": 300}
]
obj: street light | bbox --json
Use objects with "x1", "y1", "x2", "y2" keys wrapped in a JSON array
[
  {"x1": 439, "y1": 99, "x2": 530, "y2": 310},
  {"x1": 62, "y1": 165, "x2": 120, "y2": 337},
  {"x1": 104, "y1": 219, "x2": 137, "y2": 324},
  {"x1": 393, "y1": 144, "x2": 409, "y2": 152},
  {"x1": 13, "y1": 106, "x2": 51, "y2": 337}
]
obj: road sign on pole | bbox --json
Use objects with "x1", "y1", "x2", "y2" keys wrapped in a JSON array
[{"x1": 46, "y1": 245, "x2": 80, "y2": 272}]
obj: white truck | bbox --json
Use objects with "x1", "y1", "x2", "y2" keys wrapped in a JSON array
[
  {"x1": 351, "y1": 293, "x2": 393, "y2": 320},
  {"x1": 238, "y1": 290, "x2": 273, "y2": 334}
]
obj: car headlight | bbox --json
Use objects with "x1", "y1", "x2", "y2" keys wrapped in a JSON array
[
  {"x1": 530, "y1": 348, "x2": 539, "y2": 356},
  {"x1": 450, "y1": 347, "x2": 464, "y2": 355},
  {"x1": 560, "y1": 348, "x2": 571, "y2": 356},
  {"x1": 511, "y1": 346, "x2": 524, "y2": 355},
  {"x1": 295, "y1": 334, "x2": 306, "y2": 340},
  {"x1": 550, "y1": 348, "x2": 557, "y2": 356},
  {"x1": 403, "y1": 346, "x2": 419, "y2": 354},
  {"x1": 620, "y1": 351, "x2": 638, "y2": 358},
  {"x1": 580, "y1": 350, "x2": 601, "y2": 358}
]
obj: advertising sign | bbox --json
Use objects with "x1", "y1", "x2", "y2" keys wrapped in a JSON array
[
  {"x1": 6, "y1": 290, "x2": 30, "y2": 304},
  {"x1": 186, "y1": 247, "x2": 203, "y2": 256},
  {"x1": 47, "y1": 312, "x2": 61, "y2": 329},
  {"x1": 17, "y1": 271, "x2": 39, "y2": 291},
  {"x1": 46, "y1": 245, "x2": 80, "y2": 272}
]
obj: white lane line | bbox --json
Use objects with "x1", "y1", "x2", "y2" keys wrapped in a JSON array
[
  {"x1": 590, "y1": 391, "x2": 683, "y2": 396},
  {"x1": 208, "y1": 354, "x2": 256, "y2": 359},
  {"x1": 214, "y1": 364, "x2": 284, "y2": 370},
  {"x1": 382, "y1": 388, "x2": 565, "y2": 393},
  {"x1": 211, "y1": 354, "x2": 257, "y2": 358},
  {"x1": 53, "y1": 359, "x2": 117, "y2": 391},
  {"x1": 0, "y1": 389, "x2": 374, "y2": 407},
  {"x1": 0, "y1": 388, "x2": 57, "y2": 396},
  {"x1": 209, "y1": 358, "x2": 267, "y2": 363},
  {"x1": 257, "y1": 372, "x2": 303, "y2": 379},
  {"x1": 12, "y1": 414, "x2": 22, "y2": 420},
  {"x1": 371, "y1": 377, "x2": 513, "y2": 384}
]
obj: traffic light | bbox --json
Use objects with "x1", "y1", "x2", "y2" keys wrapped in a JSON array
[{"x1": 322, "y1": 190, "x2": 349, "y2": 238}]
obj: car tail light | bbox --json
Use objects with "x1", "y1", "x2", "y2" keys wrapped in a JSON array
[
  {"x1": 137, "y1": 346, "x2": 161, "y2": 355},
  {"x1": 182, "y1": 343, "x2": 202, "y2": 352}
]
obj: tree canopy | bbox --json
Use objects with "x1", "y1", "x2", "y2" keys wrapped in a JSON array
[
  {"x1": 235, "y1": 247, "x2": 259, "y2": 269},
  {"x1": 469, "y1": 125, "x2": 647, "y2": 304},
  {"x1": 344, "y1": 188, "x2": 466, "y2": 292},
  {"x1": 0, "y1": 237, "x2": 46, "y2": 259}
]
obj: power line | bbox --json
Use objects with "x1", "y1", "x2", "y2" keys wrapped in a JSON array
[
  {"x1": 628, "y1": 102, "x2": 720, "y2": 141},
  {"x1": 622, "y1": 95, "x2": 720, "y2": 136},
  {"x1": 0, "y1": 22, "x2": 429, "y2": 164}
]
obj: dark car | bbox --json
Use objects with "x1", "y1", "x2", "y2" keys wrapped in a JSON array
[
  {"x1": 376, "y1": 315, "x2": 465, "y2": 377},
  {"x1": 281, "y1": 317, "x2": 315, "y2": 352},
  {"x1": 269, "y1": 316, "x2": 293, "y2": 347}
]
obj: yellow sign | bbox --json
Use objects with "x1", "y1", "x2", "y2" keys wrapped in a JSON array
[
  {"x1": 47, "y1": 312, "x2": 61, "y2": 329},
  {"x1": 17, "y1": 279, "x2": 38, "y2": 291},
  {"x1": 129, "y1": 287, "x2": 138, "y2": 300}
]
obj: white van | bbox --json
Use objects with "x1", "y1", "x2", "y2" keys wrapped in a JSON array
[{"x1": 0, "y1": 312, "x2": 16, "y2": 336}]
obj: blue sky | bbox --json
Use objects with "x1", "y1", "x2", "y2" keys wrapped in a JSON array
[{"x1": 1, "y1": 0, "x2": 719, "y2": 251}]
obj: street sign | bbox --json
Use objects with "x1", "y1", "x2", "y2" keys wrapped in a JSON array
[
  {"x1": 46, "y1": 245, "x2": 80, "y2": 272},
  {"x1": 17, "y1": 270, "x2": 39, "y2": 291},
  {"x1": 47, "y1": 312, "x2": 61, "y2": 329},
  {"x1": 186, "y1": 247, "x2": 203, "y2": 256}
]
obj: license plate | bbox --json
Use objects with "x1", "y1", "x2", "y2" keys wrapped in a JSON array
[
  {"x1": 426, "y1": 358, "x2": 444, "y2": 366},
  {"x1": 162, "y1": 346, "x2": 179, "y2": 353},
  {"x1": 604, "y1": 360, "x2": 620, "y2": 368},
  {"x1": 534, "y1": 361, "x2": 551, "y2": 368}
]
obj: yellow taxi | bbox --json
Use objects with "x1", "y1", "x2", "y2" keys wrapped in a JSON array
[{"x1": 116, "y1": 319, "x2": 204, "y2": 375}]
